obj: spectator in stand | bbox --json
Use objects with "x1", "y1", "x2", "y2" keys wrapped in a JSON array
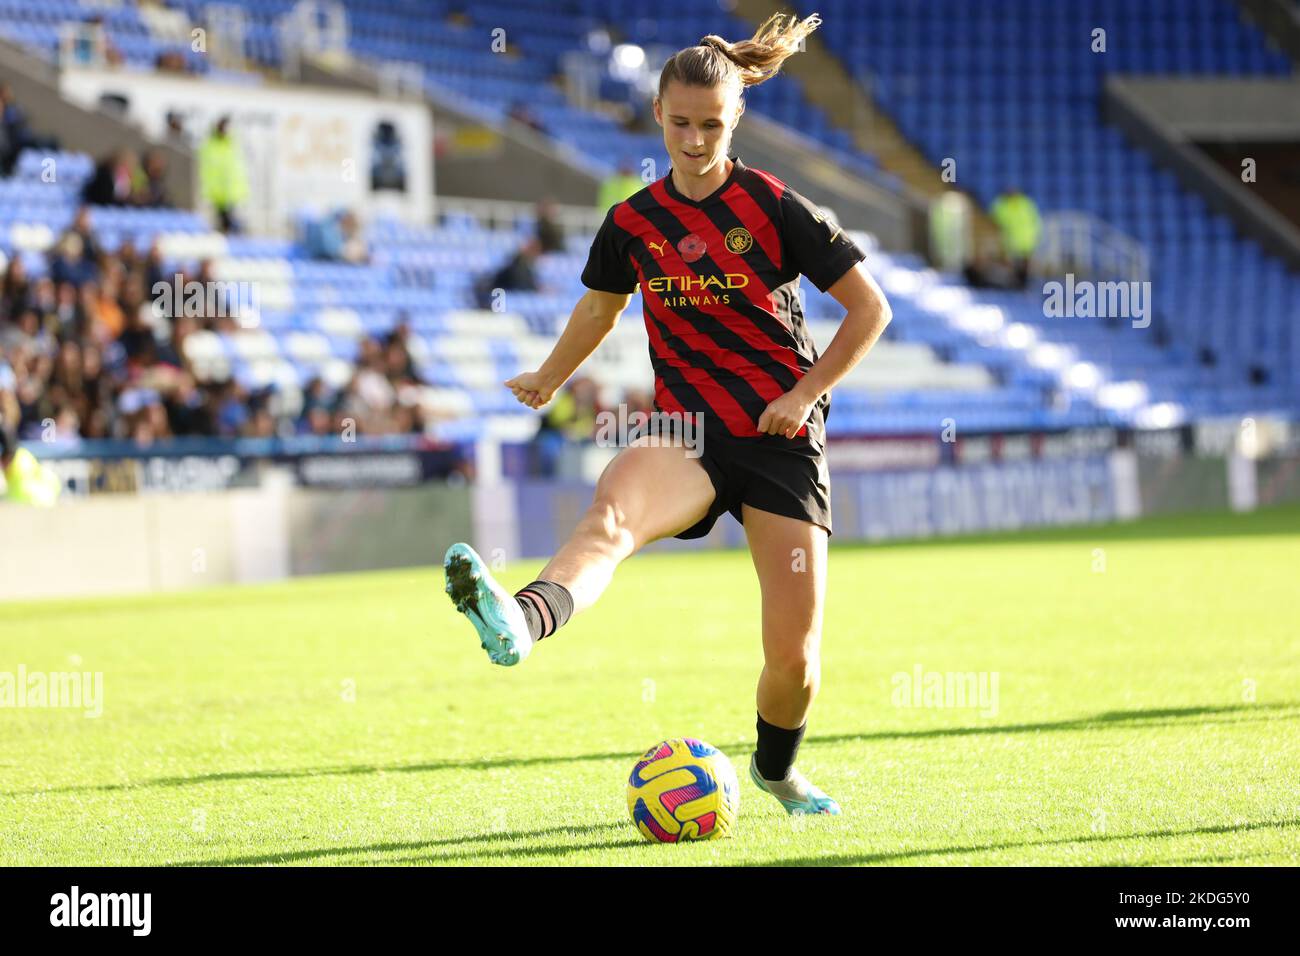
[
  {"x1": 115, "y1": 238, "x2": 143, "y2": 277},
  {"x1": 91, "y1": 263, "x2": 128, "y2": 340},
  {"x1": 0, "y1": 85, "x2": 24, "y2": 175},
  {"x1": 495, "y1": 237, "x2": 542, "y2": 292},
  {"x1": 213, "y1": 379, "x2": 249, "y2": 436},
  {"x1": 143, "y1": 240, "x2": 168, "y2": 299},
  {"x1": 117, "y1": 386, "x2": 170, "y2": 445},
  {"x1": 174, "y1": 259, "x2": 223, "y2": 330},
  {"x1": 0, "y1": 85, "x2": 57, "y2": 176},
  {"x1": 354, "y1": 338, "x2": 396, "y2": 426},
  {"x1": 597, "y1": 159, "x2": 643, "y2": 212},
  {"x1": 0, "y1": 306, "x2": 53, "y2": 357},
  {"x1": 83, "y1": 149, "x2": 140, "y2": 206},
  {"x1": 164, "y1": 371, "x2": 212, "y2": 437},
  {"x1": 0, "y1": 361, "x2": 15, "y2": 424},
  {"x1": 48, "y1": 232, "x2": 97, "y2": 289},
  {"x1": 383, "y1": 326, "x2": 417, "y2": 383},
  {"x1": 27, "y1": 276, "x2": 59, "y2": 328},
  {"x1": 961, "y1": 254, "x2": 1023, "y2": 291},
  {"x1": 135, "y1": 150, "x2": 171, "y2": 207},
  {"x1": 52, "y1": 281, "x2": 83, "y2": 337},
  {"x1": 989, "y1": 185, "x2": 1042, "y2": 287},
  {"x1": 241, "y1": 389, "x2": 277, "y2": 438},
  {"x1": 528, "y1": 376, "x2": 598, "y2": 477},
  {"x1": 65, "y1": 206, "x2": 103, "y2": 261},
  {"x1": 298, "y1": 377, "x2": 336, "y2": 436},
  {"x1": 75, "y1": 342, "x2": 110, "y2": 438},
  {"x1": 475, "y1": 237, "x2": 541, "y2": 308},
  {"x1": 1, "y1": 177, "x2": 450, "y2": 449},
  {"x1": 304, "y1": 209, "x2": 369, "y2": 264},
  {"x1": 154, "y1": 49, "x2": 188, "y2": 73},
  {"x1": 0, "y1": 424, "x2": 62, "y2": 506},
  {"x1": 535, "y1": 198, "x2": 565, "y2": 253},
  {"x1": 117, "y1": 291, "x2": 157, "y2": 363},
  {"x1": 0, "y1": 254, "x2": 31, "y2": 322},
  {"x1": 50, "y1": 340, "x2": 83, "y2": 406},
  {"x1": 199, "y1": 117, "x2": 248, "y2": 233},
  {"x1": 75, "y1": 282, "x2": 103, "y2": 343}
]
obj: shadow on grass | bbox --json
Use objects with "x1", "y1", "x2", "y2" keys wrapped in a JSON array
[
  {"x1": 9, "y1": 702, "x2": 1296, "y2": 799},
  {"x1": 809, "y1": 701, "x2": 1300, "y2": 746},
  {"x1": 170, "y1": 821, "x2": 632, "y2": 867},
  {"x1": 383, "y1": 838, "x2": 648, "y2": 865},
  {"x1": 182, "y1": 816, "x2": 1300, "y2": 868},
  {"x1": 750, "y1": 817, "x2": 1300, "y2": 867}
]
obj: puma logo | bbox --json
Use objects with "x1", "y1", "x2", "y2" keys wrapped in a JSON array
[{"x1": 648, "y1": 239, "x2": 667, "y2": 257}]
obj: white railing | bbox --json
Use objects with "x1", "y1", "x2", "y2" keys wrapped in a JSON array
[
  {"x1": 559, "y1": 50, "x2": 602, "y2": 113},
  {"x1": 203, "y1": 4, "x2": 249, "y2": 73},
  {"x1": 1032, "y1": 211, "x2": 1150, "y2": 283},
  {"x1": 278, "y1": 0, "x2": 349, "y2": 81},
  {"x1": 436, "y1": 196, "x2": 605, "y2": 237}
]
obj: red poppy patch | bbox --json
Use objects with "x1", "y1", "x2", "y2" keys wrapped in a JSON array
[{"x1": 677, "y1": 233, "x2": 707, "y2": 263}]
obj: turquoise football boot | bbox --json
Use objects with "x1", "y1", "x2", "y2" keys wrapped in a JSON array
[
  {"x1": 443, "y1": 543, "x2": 534, "y2": 666},
  {"x1": 749, "y1": 753, "x2": 841, "y2": 815}
]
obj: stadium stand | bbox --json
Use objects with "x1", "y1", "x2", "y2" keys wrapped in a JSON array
[
  {"x1": 795, "y1": 0, "x2": 1299, "y2": 412},
  {"x1": 0, "y1": 0, "x2": 901, "y2": 185},
  {"x1": 2, "y1": 0, "x2": 1298, "y2": 459}
]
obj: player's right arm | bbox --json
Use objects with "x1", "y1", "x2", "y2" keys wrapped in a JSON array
[{"x1": 505, "y1": 289, "x2": 632, "y2": 409}]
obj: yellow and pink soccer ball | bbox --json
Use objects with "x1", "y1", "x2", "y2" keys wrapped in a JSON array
[{"x1": 626, "y1": 738, "x2": 740, "y2": 843}]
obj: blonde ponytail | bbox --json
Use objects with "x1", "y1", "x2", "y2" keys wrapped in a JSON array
[
  {"x1": 700, "y1": 12, "x2": 821, "y2": 87},
  {"x1": 658, "y1": 11, "x2": 822, "y2": 96}
]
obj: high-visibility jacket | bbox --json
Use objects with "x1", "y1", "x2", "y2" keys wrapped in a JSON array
[
  {"x1": 597, "y1": 173, "x2": 643, "y2": 213},
  {"x1": 990, "y1": 193, "x2": 1041, "y2": 259},
  {"x1": 198, "y1": 132, "x2": 249, "y2": 208},
  {"x1": 3, "y1": 447, "x2": 62, "y2": 507}
]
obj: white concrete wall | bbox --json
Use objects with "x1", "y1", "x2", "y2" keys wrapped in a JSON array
[{"x1": 0, "y1": 484, "x2": 289, "y2": 602}]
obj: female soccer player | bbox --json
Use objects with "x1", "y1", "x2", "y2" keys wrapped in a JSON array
[{"x1": 444, "y1": 12, "x2": 893, "y2": 816}]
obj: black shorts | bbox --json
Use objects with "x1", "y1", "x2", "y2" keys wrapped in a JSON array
[{"x1": 674, "y1": 429, "x2": 832, "y2": 540}]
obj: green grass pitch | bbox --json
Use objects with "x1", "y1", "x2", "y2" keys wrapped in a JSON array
[{"x1": 2, "y1": 504, "x2": 1297, "y2": 866}]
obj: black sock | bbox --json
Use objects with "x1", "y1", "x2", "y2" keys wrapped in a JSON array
[
  {"x1": 755, "y1": 712, "x2": 807, "y2": 781},
  {"x1": 514, "y1": 580, "x2": 574, "y2": 642}
]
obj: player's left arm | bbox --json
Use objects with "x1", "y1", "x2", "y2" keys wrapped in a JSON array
[{"x1": 756, "y1": 261, "x2": 892, "y2": 438}]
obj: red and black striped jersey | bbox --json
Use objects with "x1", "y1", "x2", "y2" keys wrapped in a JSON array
[{"x1": 581, "y1": 156, "x2": 867, "y2": 444}]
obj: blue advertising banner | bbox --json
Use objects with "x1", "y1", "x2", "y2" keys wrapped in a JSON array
[{"x1": 509, "y1": 455, "x2": 1119, "y2": 557}]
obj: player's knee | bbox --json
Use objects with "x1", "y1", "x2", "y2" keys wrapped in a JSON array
[
  {"x1": 581, "y1": 490, "x2": 639, "y2": 554},
  {"x1": 765, "y1": 638, "x2": 821, "y2": 689}
]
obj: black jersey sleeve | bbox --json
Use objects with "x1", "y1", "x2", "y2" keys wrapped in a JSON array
[
  {"x1": 780, "y1": 186, "x2": 868, "y2": 293},
  {"x1": 580, "y1": 205, "x2": 639, "y2": 294}
]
